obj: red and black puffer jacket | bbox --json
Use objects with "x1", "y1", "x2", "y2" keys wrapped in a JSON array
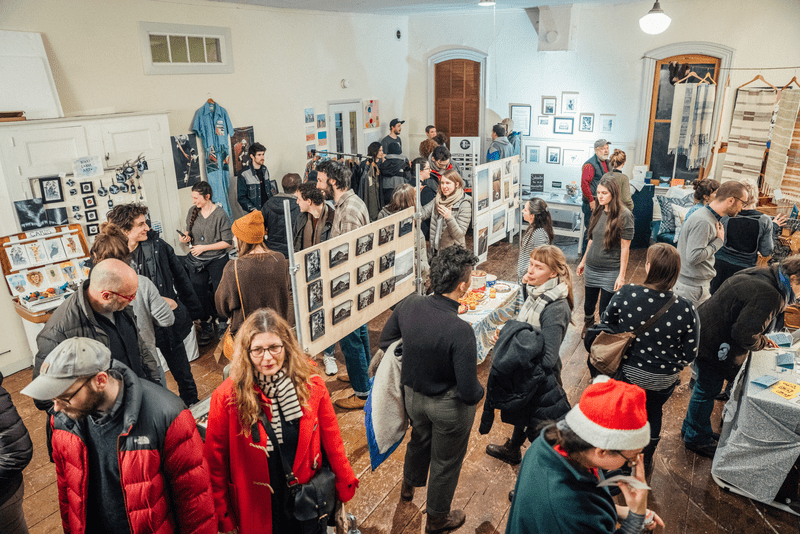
[{"x1": 51, "y1": 360, "x2": 216, "y2": 534}]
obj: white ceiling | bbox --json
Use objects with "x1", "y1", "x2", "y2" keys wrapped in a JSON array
[{"x1": 206, "y1": 0, "x2": 644, "y2": 16}]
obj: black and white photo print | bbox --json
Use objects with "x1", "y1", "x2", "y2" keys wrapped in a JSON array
[
  {"x1": 332, "y1": 300, "x2": 352, "y2": 326},
  {"x1": 398, "y1": 217, "x2": 413, "y2": 238},
  {"x1": 378, "y1": 224, "x2": 395, "y2": 246},
  {"x1": 330, "y1": 272, "x2": 350, "y2": 298},
  {"x1": 357, "y1": 287, "x2": 375, "y2": 310},
  {"x1": 38, "y1": 176, "x2": 64, "y2": 204},
  {"x1": 305, "y1": 249, "x2": 321, "y2": 282},
  {"x1": 329, "y1": 243, "x2": 349, "y2": 269},
  {"x1": 356, "y1": 233, "x2": 374, "y2": 256},
  {"x1": 380, "y1": 278, "x2": 396, "y2": 299},
  {"x1": 307, "y1": 279, "x2": 323, "y2": 312},
  {"x1": 379, "y1": 251, "x2": 395, "y2": 273},
  {"x1": 310, "y1": 309, "x2": 325, "y2": 341},
  {"x1": 357, "y1": 261, "x2": 374, "y2": 284}
]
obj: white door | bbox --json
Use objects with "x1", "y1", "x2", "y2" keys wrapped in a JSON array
[
  {"x1": 99, "y1": 118, "x2": 165, "y2": 165},
  {"x1": 327, "y1": 102, "x2": 362, "y2": 155}
]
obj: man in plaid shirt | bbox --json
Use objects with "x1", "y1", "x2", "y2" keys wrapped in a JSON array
[{"x1": 316, "y1": 161, "x2": 373, "y2": 410}]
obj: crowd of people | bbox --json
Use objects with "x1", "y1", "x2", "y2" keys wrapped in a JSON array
[{"x1": 3, "y1": 123, "x2": 794, "y2": 534}]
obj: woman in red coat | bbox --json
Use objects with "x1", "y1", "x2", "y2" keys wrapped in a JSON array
[{"x1": 204, "y1": 308, "x2": 358, "y2": 534}]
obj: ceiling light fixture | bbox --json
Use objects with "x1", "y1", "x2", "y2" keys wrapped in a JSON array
[
  {"x1": 478, "y1": 0, "x2": 496, "y2": 6},
  {"x1": 639, "y1": 1, "x2": 671, "y2": 34}
]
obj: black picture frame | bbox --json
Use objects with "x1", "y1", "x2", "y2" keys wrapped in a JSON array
[
  {"x1": 83, "y1": 196, "x2": 96, "y2": 209},
  {"x1": 546, "y1": 147, "x2": 561, "y2": 165},
  {"x1": 379, "y1": 251, "x2": 395, "y2": 273},
  {"x1": 398, "y1": 217, "x2": 413, "y2": 238},
  {"x1": 358, "y1": 287, "x2": 375, "y2": 310},
  {"x1": 378, "y1": 224, "x2": 395, "y2": 246},
  {"x1": 305, "y1": 250, "x2": 321, "y2": 282},
  {"x1": 329, "y1": 243, "x2": 349, "y2": 269},
  {"x1": 380, "y1": 278, "x2": 396, "y2": 299},
  {"x1": 38, "y1": 176, "x2": 64, "y2": 204},
  {"x1": 80, "y1": 181, "x2": 94, "y2": 194},
  {"x1": 357, "y1": 261, "x2": 374, "y2": 284},
  {"x1": 332, "y1": 300, "x2": 352, "y2": 326},
  {"x1": 330, "y1": 272, "x2": 350, "y2": 298},
  {"x1": 85, "y1": 209, "x2": 98, "y2": 222},
  {"x1": 87, "y1": 223, "x2": 100, "y2": 236},
  {"x1": 307, "y1": 279, "x2": 323, "y2": 313},
  {"x1": 356, "y1": 234, "x2": 374, "y2": 256},
  {"x1": 310, "y1": 309, "x2": 325, "y2": 341}
]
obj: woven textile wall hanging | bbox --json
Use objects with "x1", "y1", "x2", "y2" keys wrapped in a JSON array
[
  {"x1": 763, "y1": 89, "x2": 800, "y2": 200},
  {"x1": 668, "y1": 83, "x2": 716, "y2": 170},
  {"x1": 721, "y1": 88, "x2": 778, "y2": 183}
]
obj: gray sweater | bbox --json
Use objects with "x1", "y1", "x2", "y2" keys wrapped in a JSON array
[
  {"x1": 131, "y1": 275, "x2": 174, "y2": 360},
  {"x1": 676, "y1": 204, "x2": 723, "y2": 285},
  {"x1": 185, "y1": 204, "x2": 233, "y2": 260},
  {"x1": 585, "y1": 209, "x2": 635, "y2": 270}
]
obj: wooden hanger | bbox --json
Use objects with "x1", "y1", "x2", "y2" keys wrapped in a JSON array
[
  {"x1": 737, "y1": 74, "x2": 777, "y2": 90},
  {"x1": 676, "y1": 71, "x2": 705, "y2": 84},
  {"x1": 783, "y1": 76, "x2": 799, "y2": 90},
  {"x1": 701, "y1": 72, "x2": 717, "y2": 85}
]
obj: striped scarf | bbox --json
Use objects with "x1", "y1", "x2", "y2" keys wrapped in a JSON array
[
  {"x1": 517, "y1": 277, "x2": 569, "y2": 327},
  {"x1": 668, "y1": 83, "x2": 716, "y2": 169},
  {"x1": 721, "y1": 88, "x2": 779, "y2": 183},
  {"x1": 255, "y1": 369, "x2": 303, "y2": 451},
  {"x1": 763, "y1": 89, "x2": 800, "y2": 199}
]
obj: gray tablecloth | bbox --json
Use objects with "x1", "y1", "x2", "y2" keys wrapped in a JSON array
[{"x1": 712, "y1": 347, "x2": 800, "y2": 503}]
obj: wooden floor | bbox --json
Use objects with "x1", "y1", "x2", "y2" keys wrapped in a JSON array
[{"x1": 5, "y1": 236, "x2": 799, "y2": 533}]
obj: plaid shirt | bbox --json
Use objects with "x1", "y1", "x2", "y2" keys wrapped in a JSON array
[{"x1": 331, "y1": 189, "x2": 369, "y2": 238}]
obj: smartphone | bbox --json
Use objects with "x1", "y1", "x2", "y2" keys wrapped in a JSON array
[{"x1": 176, "y1": 230, "x2": 187, "y2": 237}]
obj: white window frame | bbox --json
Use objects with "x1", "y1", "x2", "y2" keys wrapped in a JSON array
[{"x1": 138, "y1": 22, "x2": 233, "y2": 75}]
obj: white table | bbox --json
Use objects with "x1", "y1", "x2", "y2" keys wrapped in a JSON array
[{"x1": 523, "y1": 192, "x2": 584, "y2": 255}]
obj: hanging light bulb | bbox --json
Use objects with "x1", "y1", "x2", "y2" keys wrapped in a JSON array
[
  {"x1": 639, "y1": 1, "x2": 671, "y2": 35},
  {"x1": 478, "y1": 0, "x2": 496, "y2": 6}
]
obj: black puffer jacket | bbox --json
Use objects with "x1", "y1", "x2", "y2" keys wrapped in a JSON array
[
  {"x1": 130, "y1": 230, "x2": 203, "y2": 334},
  {"x1": 480, "y1": 320, "x2": 571, "y2": 439},
  {"x1": 262, "y1": 193, "x2": 300, "y2": 259},
  {"x1": 0, "y1": 372, "x2": 33, "y2": 506}
]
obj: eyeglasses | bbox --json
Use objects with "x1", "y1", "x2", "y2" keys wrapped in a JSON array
[
  {"x1": 54, "y1": 377, "x2": 91, "y2": 406},
  {"x1": 104, "y1": 290, "x2": 137, "y2": 302},
  {"x1": 249, "y1": 344, "x2": 284, "y2": 359},
  {"x1": 732, "y1": 196, "x2": 747, "y2": 205},
  {"x1": 615, "y1": 451, "x2": 640, "y2": 467}
]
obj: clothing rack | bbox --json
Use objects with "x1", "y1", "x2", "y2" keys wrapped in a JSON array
[{"x1": 312, "y1": 149, "x2": 368, "y2": 160}]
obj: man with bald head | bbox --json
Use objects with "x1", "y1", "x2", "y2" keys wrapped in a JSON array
[{"x1": 32, "y1": 259, "x2": 161, "y2": 425}]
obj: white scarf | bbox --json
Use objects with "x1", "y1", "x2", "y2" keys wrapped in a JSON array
[
  {"x1": 255, "y1": 369, "x2": 303, "y2": 451},
  {"x1": 517, "y1": 277, "x2": 569, "y2": 327}
]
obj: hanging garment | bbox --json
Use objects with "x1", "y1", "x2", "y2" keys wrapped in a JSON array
[
  {"x1": 721, "y1": 88, "x2": 779, "y2": 183},
  {"x1": 668, "y1": 83, "x2": 716, "y2": 170},
  {"x1": 763, "y1": 89, "x2": 800, "y2": 199},
  {"x1": 192, "y1": 101, "x2": 234, "y2": 216}
]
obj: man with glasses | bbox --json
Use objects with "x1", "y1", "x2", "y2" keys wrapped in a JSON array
[
  {"x1": 22, "y1": 337, "x2": 216, "y2": 533},
  {"x1": 32, "y1": 259, "x2": 161, "y2": 455},
  {"x1": 674, "y1": 180, "x2": 749, "y2": 308}
]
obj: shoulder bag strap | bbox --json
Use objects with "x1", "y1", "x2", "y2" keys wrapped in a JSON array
[
  {"x1": 630, "y1": 294, "x2": 677, "y2": 336},
  {"x1": 257, "y1": 408, "x2": 298, "y2": 488},
  {"x1": 234, "y1": 259, "x2": 245, "y2": 321}
]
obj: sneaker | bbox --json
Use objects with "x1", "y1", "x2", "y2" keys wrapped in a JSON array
[
  {"x1": 323, "y1": 355, "x2": 338, "y2": 376},
  {"x1": 334, "y1": 394, "x2": 366, "y2": 410}
]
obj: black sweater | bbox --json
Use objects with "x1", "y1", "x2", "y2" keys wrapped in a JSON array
[
  {"x1": 0, "y1": 373, "x2": 32, "y2": 505},
  {"x1": 379, "y1": 294, "x2": 484, "y2": 405}
]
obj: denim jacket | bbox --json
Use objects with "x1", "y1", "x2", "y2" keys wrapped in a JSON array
[{"x1": 237, "y1": 166, "x2": 271, "y2": 212}]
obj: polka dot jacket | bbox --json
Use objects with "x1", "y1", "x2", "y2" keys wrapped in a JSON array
[{"x1": 599, "y1": 284, "x2": 700, "y2": 390}]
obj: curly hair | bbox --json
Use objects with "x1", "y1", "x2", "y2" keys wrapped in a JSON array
[
  {"x1": 106, "y1": 203, "x2": 149, "y2": 233},
  {"x1": 317, "y1": 160, "x2": 351, "y2": 191},
  {"x1": 692, "y1": 178, "x2": 720, "y2": 204},
  {"x1": 419, "y1": 138, "x2": 438, "y2": 160},
  {"x1": 429, "y1": 245, "x2": 477, "y2": 295},
  {"x1": 297, "y1": 182, "x2": 325, "y2": 206},
  {"x1": 229, "y1": 308, "x2": 314, "y2": 436},
  {"x1": 90, "y1": 223, "x2": 130, "y2": 264}
]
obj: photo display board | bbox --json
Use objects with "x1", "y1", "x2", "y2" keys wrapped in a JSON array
[
  {"x1": 293, "y1": 207, "x2": 416, "y2": 356},
  {"x1": 472, "y1": 155, "x2": 521, "y2": 263}
]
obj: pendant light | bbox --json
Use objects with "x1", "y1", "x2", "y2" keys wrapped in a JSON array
[
  {"x1": 639, "y1": 1, "x2": 671, "y2": 35},
  {"x1": 478, "y1": 0, "x2": 496, "y2": 6}
]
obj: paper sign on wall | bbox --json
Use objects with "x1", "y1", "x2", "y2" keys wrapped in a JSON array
[{"x1": 72, "y1": 156, "x2": 104, "y2": 179}]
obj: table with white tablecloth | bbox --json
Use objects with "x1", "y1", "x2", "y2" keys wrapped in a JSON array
[{"x1": 458, "y1": 281, "x2": 523, "y2": 363}]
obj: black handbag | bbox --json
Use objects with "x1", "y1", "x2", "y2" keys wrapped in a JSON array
[{"x1": 258, "y1": 409, "x2": 337, "y2": 528}]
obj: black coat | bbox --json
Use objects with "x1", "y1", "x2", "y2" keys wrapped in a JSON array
[
  {"x1": 480, "y1": 320, "x2": 571, "y2": 438},
  {"x1": 697, "y1": 265, "x2": 789, "y2": 371},
  {"x1": 0, "y1": 373, "x2": 33, "y2": 506},
  {"x1": 262, "y1": 193, "x2": 300, "y2": 259}
]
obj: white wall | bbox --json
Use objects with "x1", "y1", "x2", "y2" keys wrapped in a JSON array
[
  {"x1": 406, "y1": 0, "x2": 800, "y2": 190},
  {"x1": 0, "y1": 0, "x2": 409, "y2": 373}
]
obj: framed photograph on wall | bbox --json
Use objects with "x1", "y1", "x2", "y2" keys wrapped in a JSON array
[
  {"x1": 546, "y1": 147, "x2": 561, "y2": 165},
  {"x1": 509, "y1": 104, "x2": 532, "y2": 136},
  {"x1": 553, "y1": 117, "x2": 574, "y2": 135},
  {"x1": 579, "y1": 113, "x2": 594, "y2": 132},
  {"x1": 538, "y1": 116, "x2": 549, "y2": 126},
  {"x1": 38, "y1": 176, "x2": 64, "y2": 204},
  {"x1": 600, "y1": 114, "x2": 616, "y2": 133},
  {"x1": 526, "y1": 145, "x2": 540, "y2": 164},
  {"x1": 561, "y1": 92, "x2": 579, "y2": 113},
  {"x1": 541, "y1": 96, "x2": 557, "y2": 115},
  {"x1": 562, "y1": 149, "x2": 585, "y2": 166}
]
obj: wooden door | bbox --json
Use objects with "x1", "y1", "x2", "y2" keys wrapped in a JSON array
[{"x1": 435, "y1": 59, "x2": 480, "y2": 138}]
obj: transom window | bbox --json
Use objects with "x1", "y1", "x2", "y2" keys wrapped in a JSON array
[{"x1": 138, "y1": 22, "x2": 233, "y2": 75}]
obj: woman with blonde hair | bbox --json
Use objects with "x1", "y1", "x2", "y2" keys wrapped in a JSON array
[
  {"x1": 419, "y1": 168, "x2": 472, "y2": 257},
  {"x1": 204, "y1": 308, "x2": 358, "y2": 534},
  {"x1": 482, "y1": 245, "x2": 574, "y2": 465},
  {"x1": 601, "y1": 149, "x2": 633, "y2": 211}
]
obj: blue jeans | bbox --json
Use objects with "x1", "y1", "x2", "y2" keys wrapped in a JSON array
[
  {"x1": 207, "y1": 168, "x2": 232, "y2": 218},
  {"x1": 339, "y1": 324, "x2": 371, "y2": 395},
  {"x1": 681, "y1": 357, "x2": 726, "y2": 446}
]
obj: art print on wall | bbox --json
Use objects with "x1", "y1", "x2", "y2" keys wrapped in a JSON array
[
  {"x1": 538, "y1": 116, "x2": 549, "y2": 126},
  {"x1": 579, "y1": 113, "x2": 594, "y2": 132},
  {"x1": 358, "y1": 287, "x2": 375, "y2": 310},
  {"x1": 526, "y1": 146, "x2": 540, "y2": 164},
  {"x1": 492, "y1": 165, "x2": 502, "y2": 202},
  {"x1": 357, "y1": 261, "x2": 374, "y2": 284},
  {"x1": 332, "y1": 300, "x2": 352, "y2": 326},
  {"x1": 14, "y1": 199, "x2": 47, "y2": 231},
  {"x1": 330, "y1": 272, "x2": 350, "y2": 298},
  {"x1": 231, "y1": 127, "x2": 255, "y2": 178},
  {"x1": 476, "y1": 168, "x2": 490, "y2": 212},
  {"x1": 364, "y1": 100, "x2": 380, "y2": 129},
  {"x1": 398, "y1": 217, "x2": 413, "y2": 238},
  {"x1": 80, "y1": 181, "x2": 94, "y2": 194},
  {"x1": 379, "y1": 251, "x2": 395, "y2": 273},
  {"x1": 308, "y1": 279, "x2": 323, "y2": 312},
  {"x1": 85, "y1": 209, "x2": 98, "y2": 222},
  {"x1": 305, "y1": 249, "x2": 321, "y2": 282},
  {"x1": 356, "y1": 234, "x2": 374, "y2": 255},
  {"x1": 83, "y1": 196, "x2": 96, "y2": 209},
  {"x1": 476, "y1": 226, "x2": 488, "y2": 257},
  {"x1": 306, "y1": 126, "x2": 315, "y2": 142},
  {"x1": 378, "y1": 224, "x2": 395, "y2": 246},
  {"x1": 553, "y1": 117, "x2": 574, "y2": 135},
  {"x1": 7, "y1": 244, "x2": 31, "y2": 270},
  {"x1": 305, "y1": 108, "x2": 315, "y2": 124},
  {"x1": 561, "y1": 92, "x2": 579, "y2": 114},
  {"x1": 310, "y1": 309, "x2": 325, "y2": 341},
  {"x1": 86, "y1": 223, "x2": 100, "y2": 236},
  {"x1": 546, "y1": 147, "x2": 561, "y2": 165},
  {"x1": 600, "y1": 114, "x2": 615, "y2": 133},
  {"x1": 562, "y1": 149, "x2": 585, "y2": 167},
  {"x1": 38, "y1": 176, "x2": 64, "y2": 204},
  {"x1": 318, "y1": 131, "x2": 328, "y2": 147},
  {"x1": 317, "y1": 114, "x2": 326, "y2": 129},
  {"x1": 172, "y1": 134, "x2": 202, "y2": 188},
  {"x1": 306, "y1": 145, "x2": 315, "y2": 160},
  {"x1": 542, "y1": 96, "x2": 557, "y2": 115},
  {"x1": 46, "y1": 208, "x2": 69, "y2": 226},
  {"x1": 329, "y1": 243, "x2": 349, "y2": 269}
]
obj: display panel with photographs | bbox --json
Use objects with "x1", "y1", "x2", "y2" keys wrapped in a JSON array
[
  {"x1": 378, "y1": 224, "x2": 395, "y2": 246},
  {"x1": 398, "y1": 217, "x2": 413, "y2": 238},
  {"x1": 329, "y1": 243, "x2": 349, "y2": 268},
  {"x1": 310, "y1": 309, "x2": 325, "y2": 341},
  {"x1": 380, "y1": 278, "x2": 396, "y2": 298},
  {"x1": 379, "y1": 251, "x2": 395, "y2": 273},
  {"x1": 357, "y1": 261, "x2": 374, "y2": 284},
  {"x1": 308, "y1": 279, "x2": 323, "y2": 312},
  {"x1": 356, "y1": 233, "x2": 374, "y2": 255},
  {"x1": 358, "y1": 287, "x2": 375, "y2": 310},
  {"x1": 330, "y1": 272, "x2": 350, "y2": 298},
  {"x1": 332, "y1": 300, "x2": 352, "y2": 325},
  {"x1": 305, "y1": 249, "x2": 321, "y2": 281}
]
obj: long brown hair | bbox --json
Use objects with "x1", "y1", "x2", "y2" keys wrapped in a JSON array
[
  {"x1": 90, "y1": 223, "x2": 130, "y2": 263},
  {"x1": 385, "y1": 184, "x2": 415, "y2": 213},
  {"x1": 188, "y1": 181, "x2": 213, "y2": 243},
  {"x1": 587, "y1": 176, "x2": 624, "y2": 250},
  {"x1": 230, "y1": 308, "x2": 314, "y2": 436},
  {"x1": 643, "y1": 243, "x2": 680, "y2": 292},
  {"x1": 525, "y1": 198, "x2": 554, "y2": 243},
  {"x1": 530, "y1": 245, "x2": 574, "y2": 312}
]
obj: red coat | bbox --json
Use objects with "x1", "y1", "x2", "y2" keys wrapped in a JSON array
[
  {"x1": 51, "y1": 361, "x2": 216, "y2": 534},
  {"x1": 204, "y1": 375, "x2": 359, "y2": 534}
]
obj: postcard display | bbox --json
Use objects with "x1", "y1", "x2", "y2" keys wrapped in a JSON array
[
  {"x1": 450, "y1": 137, "x2": 481, "y2": 189},
  {"x1": 472, "y1": 156, "x2": 522, "y2": 263},
  {"x1": 294, "y1": 207, "x2": 416, "y2": 356}
]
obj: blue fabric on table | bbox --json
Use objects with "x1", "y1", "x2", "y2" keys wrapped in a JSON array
[{"x1": 656, "y1": 194, "x2": 694, "y2": 236}]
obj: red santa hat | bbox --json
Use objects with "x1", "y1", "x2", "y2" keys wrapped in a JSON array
[{"x1": 565, "y1": 376, "x2": 650, "y2": 450}]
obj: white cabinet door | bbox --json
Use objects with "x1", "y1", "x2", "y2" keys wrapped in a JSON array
[
  {"x1": 100, "y1": 118, "x2": 165, "y2": 166},
  {"x1": 0, "y1": 125, "x2": 88, "y2": 200}
]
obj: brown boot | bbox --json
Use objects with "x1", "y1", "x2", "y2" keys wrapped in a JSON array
[
  {"x1": 426, "y1": 510, "x2": 466, "y2": 533},
  {"x1": 581, "y1": 315, "x2": 594, "y2": 339},
  {"x1": 401, "y1": 480, "x2": 415, "y2": 501},
  {"x1": 485, "y1": 439, "x2": 522, "y2": 465}
]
